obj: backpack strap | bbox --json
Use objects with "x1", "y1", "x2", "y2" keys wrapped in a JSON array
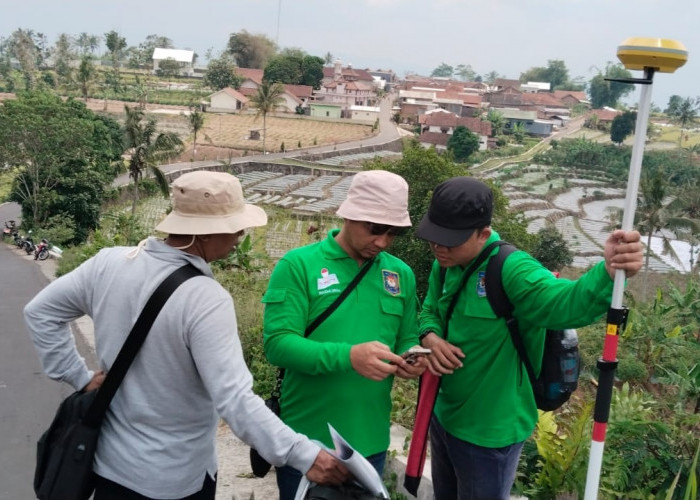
[{"x1": 484, "y1": 242, "x2": 537, "y2": 386}]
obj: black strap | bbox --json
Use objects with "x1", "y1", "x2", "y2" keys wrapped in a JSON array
[
  {"x1": 484, "y1": 243, "x2": 537, "y2": 385},
  {"x1": 83, "y1": 264, "x2": 203, "y2": 427},
  {"x1": 304, "y1": 257, "x2": 375, "y2": 336},
  {"x1": 441, "y1": 240, "x2": 503, "y2": 341},
  {"x1": 271, "y1": 257, "x2": 376, "y2": 398}
]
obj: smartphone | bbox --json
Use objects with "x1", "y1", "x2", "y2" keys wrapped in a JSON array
[{"x1": 396, "y1": 346, "x2": 432, "y2": 365}]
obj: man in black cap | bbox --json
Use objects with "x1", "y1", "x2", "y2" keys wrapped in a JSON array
[{"x1": 415, "y1": 176, "x2": 643, "y2": 500}]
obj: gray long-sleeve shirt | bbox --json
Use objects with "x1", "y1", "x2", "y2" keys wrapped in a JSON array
[{"x1": 24, "y1": 238, "x2": 319, "y2": 498}]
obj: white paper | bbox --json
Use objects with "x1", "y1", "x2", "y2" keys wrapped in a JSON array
[{"x1": 294, "y1": 424, "x2": 389, "y2": 500}]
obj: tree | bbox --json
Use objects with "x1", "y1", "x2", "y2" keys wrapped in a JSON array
[
  {"x1": 665, "y1": 95, "x2": 683, "y2": 116},
  {"x1": 483, "y1": 71, "x2": 501, "y2": 84},
  {"x1": 8, "y1": 29, "x2": 41, "y2": 89},
  {"x1": 447, "y1": 126, "x2": 479, "y2": 162},
  {"x1": 104, "y1": 30, "x2": 127, "y2": 69},
  {"x1": 203, "y1": 54, "x2": 241, "y2": 90},
  {"x1": 668, "y1": 97, "x2": 699, "y2": 151},
  {"x1": 248, "y1": 81, "x2": 285, "y2": 155},
  {"x1": 123, "y1": 105, "x2": 184, "y2": 214},
  {"x1": 53, "y1": 33, "x2": 75, "y2": 85},
  {"x1": 610, "y1": 111, "x2": 637, "y2": 145},
  {"x1": 511, "y1": 122, "x2": 527, "y2": 144},
  {"x1": 532, "y1": 227, "x2": 573, "y2": 271},
  {"x1": 324, "y1": 51, "x2": 333, "y2": 66},
  {"x1": 300, "y1": 55, "x2": 324, "y2": 89},
  {"x1": 264, "y1": 53, "x2": 324, "y2": 89},
  {"x1": 431, "y1": 63, "x2": 453, "y2": 78},
  {"x1": 227, "y1": 30, "x2": 277, "y2": 69},
  {"x1": 455, "y1": 64, "x2": 477, "y2": 82},
  {"x1": 520, "y1": 59, "x2": 570, "y2": 89},
  {"x1": 156, "y1": 58, "x2": 183, "y2": 78},
  {"x1": 636, "y1": 168, "x2": 697, "y2": 299},
  {"x1": 588, "y1": 62, "x2": 634, "y2": 108},
  {"x1": 487, "y1": 109, "x2": 505, "y2": 137},
  {"x1": 76, "y1": 55, "x2": 96, "y2": 101},
  {"x1": 264, "y1": 54, "x2": 302, "y2": 84},
  {"x1": 1, "y1": 92, "x2": 122, "y2": 241},
  {"x1": 74, "y1": 32, "x2": 100, "y2": 56},
  {"x1": 187, "y1": 106, "x2": 206, "y2": 160}
]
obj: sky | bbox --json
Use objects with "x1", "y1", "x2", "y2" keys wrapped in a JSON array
[{"x1": 2, "y1": 0, "x2": 699, "y2": 109}]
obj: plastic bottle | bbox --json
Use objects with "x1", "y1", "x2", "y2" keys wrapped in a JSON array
[{"x1": 560, "y1": 329, "x2": 579, "y2": 390}]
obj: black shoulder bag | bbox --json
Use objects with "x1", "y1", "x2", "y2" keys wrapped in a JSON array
[
  {"x1": 250, "y1": 258, "x2": 376, "y2": 477},
  {"x1": 34, "y1": 264, "x2": 203, "y2": 500}
]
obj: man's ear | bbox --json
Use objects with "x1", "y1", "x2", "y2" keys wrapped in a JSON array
[{"x1": 479, "y1": 227, "x2": 492, "y2": 242}]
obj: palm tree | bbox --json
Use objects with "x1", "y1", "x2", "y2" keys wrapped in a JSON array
[
  {"x1": 187, "y1": 105, "x2": 207, "y2": 161},
  {"x1": 670, "y1": 97, "x2": 699, "y2": 151},
  {"x1": 486, "y1": 109, "x2": 505, "y2": 137},
  {"x1": 248, "y1": 81, "x2": 285, "y2": 154},
  {"x1": 636, "y1": 169, "x2": 698, "y2": 299},
  {"x1": 123, "y1": 105, "x2": 184, "y2": 214}
]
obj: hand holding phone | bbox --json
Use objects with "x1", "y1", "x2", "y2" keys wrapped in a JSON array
[{"x1": 394, "y1": 346, "x2": 432, "y2": 365}]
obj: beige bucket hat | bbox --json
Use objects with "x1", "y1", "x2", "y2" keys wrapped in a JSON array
[
  {"x1": 155, "y1": 171, "x2": 267, "y2": 235},
  {"x1": 336, "y1": 170, "x2": 411, "y2": 227}
]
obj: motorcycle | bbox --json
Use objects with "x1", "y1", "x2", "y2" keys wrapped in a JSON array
[
  {"x1": 2, "y1": 220, "x2": 15, "y2": 240},
  {"x1": 34, "y1": 238, "x2": 50, "y2": 261},
  {"x1": 13, "y1": 229, "x2": 23, "y2": 247},
  {"x1": 22, "y1": 231, "x2": 35, "y2": 255}
]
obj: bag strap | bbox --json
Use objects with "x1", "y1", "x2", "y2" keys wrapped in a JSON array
[
  {"x1": 440, "y1": 240, "x2": 502, "y2": 341},
  {"x1": 304, "y1": 257, "x2": 375, "y2": 337},
  {"x1": 83, "y1": 263, "x2": 203, "y2": 427},
  {"x1": 271, "y1": 257, "x2": 376, "y2": 399},
  {"x1": 484, "y1": 243, "x2": 537, "y2": 385}
]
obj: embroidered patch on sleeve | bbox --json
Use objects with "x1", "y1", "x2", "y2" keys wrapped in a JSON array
[{"x1": 382, "y1": 270, "x2": 400, "y2": 295}]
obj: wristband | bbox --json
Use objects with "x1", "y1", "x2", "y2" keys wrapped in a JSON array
[{"x1": 418, "y1": 331, "x2": 432, "y2": 342}]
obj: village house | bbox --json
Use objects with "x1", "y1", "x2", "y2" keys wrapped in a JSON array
[
  {"x1": 313, "y1": 59, "x2": 379, "y2": 117},
  {"x1": 418, "y1": 109, "x2": 492, "y2": 151}
]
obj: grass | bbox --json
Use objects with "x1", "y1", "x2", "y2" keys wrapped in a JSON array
[{"x1": 0, "y1": 168, "x2": 17, "y2": 202}]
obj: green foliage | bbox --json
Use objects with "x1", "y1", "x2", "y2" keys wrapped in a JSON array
[
  {"x1": 610, "y1": 110, "x2": 637, "y2": 145},
  {"x1": 264, "y1": 53, "x2": 324, "y2": 89},
  {"x1": 155, "y1": 58, "x2": 183, "y2": 78},
  {"x1": 589, "y1": 62, "x2": 634, "y2": 109},
  {"x1": 203, "y1": 53, "x2": 241, "y2": 91},
  {"x1": 430, "y1": 62, "x2": 453, "y2": 78},
  {"x1": 520, "y1": 400, "x2": 592, "y2": 499},
  {"x1": 1, "y1": 91, "x2": 122, "y2": 243},
  {"x1": 447, "y1": 125, "x2": 479, "y2": 163},
  {"x1": 532, "y1": 226, "x2": 573, "y2": 271},
  {"x1": 227, "y1": 30, "x2": 277, "y2": 69},
  {"x1": 519, "y1": 59, "x2": 572, "y2": 90}
]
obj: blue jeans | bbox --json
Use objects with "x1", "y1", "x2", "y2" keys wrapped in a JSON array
[
  {"x1": 276, "y1": 450, "x2": 386, "y2": 500},
  {"x1": 430, "y1": 416, "x2": 523, "y2": 500}
]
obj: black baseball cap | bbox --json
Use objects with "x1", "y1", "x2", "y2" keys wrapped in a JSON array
[{"x1": 416, "y1": 177, "x2": 493, "y2": 247}]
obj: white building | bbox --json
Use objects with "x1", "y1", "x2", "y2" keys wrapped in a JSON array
[{"x1": 152, "y1": 48, "x2": 195, "y2": 77}]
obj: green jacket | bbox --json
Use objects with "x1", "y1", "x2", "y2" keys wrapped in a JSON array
[
  {"x1": 420, "y1": 231, "x2": 613, "y2": 447},
  {"x1": 263, "y1": 229, "x2": 418, "y2": 456}
]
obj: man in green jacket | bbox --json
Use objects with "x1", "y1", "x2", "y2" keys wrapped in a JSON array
[
  {"x1": 415, "y1": 176, "x2": 643, "y2": 500},
  {"x1": 263, "y1": 170, "x2": 426, "y2": 500}
]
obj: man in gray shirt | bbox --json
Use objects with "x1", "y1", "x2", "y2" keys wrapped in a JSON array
[{"x1": 25, "y1": 171, "x2": 347, "y2": 499}]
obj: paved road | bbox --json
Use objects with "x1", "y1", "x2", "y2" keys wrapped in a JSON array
[
  {"x1": 0, "y1": 203, "x2": 97, "y2": 498},
  {"x1": 0, "y1": 242, "x2": 67, "y2": 498}
]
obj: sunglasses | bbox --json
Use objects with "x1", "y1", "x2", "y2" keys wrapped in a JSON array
[{"x1": 364, "y1": 222, "x2": 408, "y2": 237}]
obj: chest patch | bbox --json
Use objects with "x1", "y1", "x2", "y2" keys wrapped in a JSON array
[
  {"x1": 382, "y1": 270, "x2": 400, "y2": 295},
  {"x1": 317, "y1": 268, "x2": 340, "y2": 290},
  {"x1": 476, "y1": 271, "x2": 487, "y2": 297}
]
